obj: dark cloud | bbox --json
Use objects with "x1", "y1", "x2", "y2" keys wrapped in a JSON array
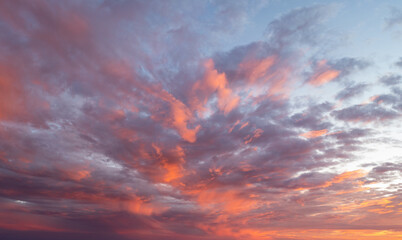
[
  {"x1": 330, "y1": 58, "x2": 370, "y2": 78},
  {"x1": 371, "y1": 162, "x2": 402, "y2": 175},
  {"x1": 395, "y1": 57, "x2": 402, "y2": 68},
  {"x1": 335, "y1": 83, "x2": 369, "y2": 100},
  {"x1": 288, "y1": 102, "x2": 334, "y2": 130},
  {"x1": 380, "y1": 74, "x2": 401, "y2": 86},
  {"x1": 332, "y1": 103, "x2": 401, "y2": 123}
]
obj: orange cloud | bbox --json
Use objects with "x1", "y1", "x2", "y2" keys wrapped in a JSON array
[
  {"x1": 335, "y1": 196, "x2": 396, "y2": 216},
  {"x1": 269, "y1": 229, "x2": 402, "y2": 240},
  {"x1": 370, "y1": 95, "x2": 380, "y2": 102},
  {"x1": 309, "y1": 60, "x2": 340, "y2": 86},
  {"x1": 228, "y1": 120, "x2": 240, "y2": 133},
  {"x1": 190, "y1": 59, "x2": 239, "y2": 115},
  {"x1": 244, "y1": 128, "x2": 263, "y2": 144},
  {"x1": 239, "y1": 56, "x2": 276, "y2": 83},
  {"x1": 169, "y1": 98, "x2": 201, "y2": 142},
  {"x1": 359, "y1": 196, "x2": 395, "y2": 208},
  {"x1": 295, "y1": 170, "x2": 367, "y2": 191},
  {"x1": 195, "y1": 188, "x2": 260, "y2": 213},
  {"x1": 332, "y1": 169, "x2": 367, "y2": 184},
  {"x1": 68, "y1": 170, "x2": 91, "y2": 181},
  {"x1": 267, "y1": 68, "x2": 290, "y2": 99},
  {"x1": 239, "y1": 56, "x2": 293, "y2": 101},
  {"x1": 147, "y1": 87, "x2": 200, "y2": 143},
  {"x1": 152, "y1": 143, "x2": 186, "y2": 183},
  {"x1": 322, "y1": 169, "x2": 367, "y2": 189},
  {"x1": 239, "y1": 121, "x2": 249, "y2": 130},
  {"x1": 310, "y1": 70, "x2": 340, "y2": 86},
  {"x1": 361, "y1": 95, "x2": 381, "y2": 105},
  {"x1": 300, "y1": 129, "x2": 328, "y2": 138},
  {"x1": 126, "y1": 194, "x2": 167, "y2": 216},
  {"x1": 162, "y1": 146, "x2": 186, "y2": 183},
  {"x1": 104, "y1": 60, "x2": 200, "y2": 142},
  {"x1": 197, "y1": 223, "x2": 278, "y2": 240}
]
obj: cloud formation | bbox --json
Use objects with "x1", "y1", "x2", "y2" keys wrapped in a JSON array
[{"x1": 0, "y1": 1, "x2": 401, "y2": 240}]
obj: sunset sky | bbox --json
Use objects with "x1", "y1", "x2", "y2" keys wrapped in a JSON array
[{"x1": 1, "y1": 1, "x2": 402, "y2": 239}]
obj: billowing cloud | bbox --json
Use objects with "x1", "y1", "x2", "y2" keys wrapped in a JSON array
[{"x1": 190, "y1": 59, "x2": 239, "y2": 115}]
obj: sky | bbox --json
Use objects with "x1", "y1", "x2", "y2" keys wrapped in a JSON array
[{"x1": 0, "y1": 0, "x2": 402, "y2": 239}]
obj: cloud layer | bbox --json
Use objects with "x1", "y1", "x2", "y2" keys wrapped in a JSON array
[{"x1": 0, "y1": 1, "x2": 401, "y2": 240}]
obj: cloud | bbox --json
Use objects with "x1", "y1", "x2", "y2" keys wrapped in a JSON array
[
  {"x1": 308, "y1": 60, "x2": 340, "y2": 86},
  {"x1": 190, "y1": 59, "x2": 240, "y2": 116},
  {"x1": 385, "y1": 7, "x2": 402, "y2": 29},
  {"x1": 1, "y1": 1, "x2": 402, "y2": 240},
  {"x1": 307, "y1": 58, "x2": 370, "y2": 86},
  {"x1": 335, "y1": 83, "x2": 369, "y2": 100},
  {"x1": 395, "y1": 57, "x2": 402, "y2": 68},
  {"x1": 332, "y1": 103, "x2": 401, "y2": 123},
  {"x1": 300, "y1": 129, "x2": 328, "y2": 138},
  {"x1": 265, "y1": 4, "x2": 337, "y2": 48},
  {"x1": 379, "y1": 74, "x2": 401, "y2": 86},
  {"x1": 330, "y1": 57, "x2": 371, "y2": 77}
]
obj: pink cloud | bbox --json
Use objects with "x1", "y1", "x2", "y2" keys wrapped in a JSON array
[
  {"x1": 300, "y1": 129, "x2": 328, "y2": 138},
  {"x1": 190, "y1": 59, "x2": 239, "y2": 115},
  {"x1": 309, "y1": 60, "x2": 340, "y2": 86}
]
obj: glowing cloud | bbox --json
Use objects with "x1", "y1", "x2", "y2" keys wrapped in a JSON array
[
  {"x1": 309, "y1": 60, "x2": 340, "y2": 86},
  {"x1": 191, "y1": 59, "x2": 239, "y2": 115},
  {"x1": 300, "y1": 129, "x2": 328, "y2": 138}
]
